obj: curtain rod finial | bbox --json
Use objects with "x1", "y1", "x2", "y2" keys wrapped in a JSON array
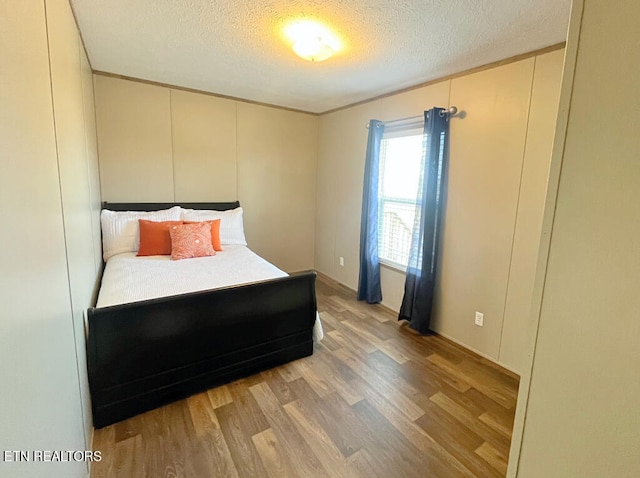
[{"x1": 440, "y1": 106, "x2": 458, "y2": 117}]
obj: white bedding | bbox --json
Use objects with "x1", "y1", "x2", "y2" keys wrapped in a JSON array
[{"x1": 96, "y1": 245, "x2": 323, "y2": 341}]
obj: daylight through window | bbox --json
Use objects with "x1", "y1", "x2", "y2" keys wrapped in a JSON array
[{"x1": 377, "y1": 127, "x2": 423, "y2": 269}]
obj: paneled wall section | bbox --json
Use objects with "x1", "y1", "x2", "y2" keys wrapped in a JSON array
[
  {"x1": 517, "y1": 0, "x2": 640, "y2": 474},
  {"x1": 315, "y1": 50, "x2": 564, "y2": 374},
  {"x1": 94, "y1": 77, "x2": 318, "y2": 272},
  {"x1": 0, "y1": 0, "x2": 101, "y2": 476}
]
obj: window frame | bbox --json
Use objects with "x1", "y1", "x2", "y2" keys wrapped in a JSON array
[{"x1": 376, "y1": 125, "x2": 424, "y2": 272}]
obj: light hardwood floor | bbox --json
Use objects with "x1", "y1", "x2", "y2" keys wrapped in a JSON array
[{"x1": 92, "y1": 275, "x2": 519, "y2": 477}]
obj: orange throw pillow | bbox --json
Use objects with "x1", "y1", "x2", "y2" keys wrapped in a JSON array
[
  {"x1": 183, "y1": 219, "x2": 222, "y2": 251},
  {"x1": 137, "y1": 220, "x2": 184, "y2": 256},
  {"x1": 169, "y1": 222, "x2": 216, "y2": 260}
]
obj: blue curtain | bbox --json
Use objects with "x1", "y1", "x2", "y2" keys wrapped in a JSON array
[
  {"x1": 357, "y1": 119, "x2": 384, "y2": 303},
  {"x1": 399, "y1": 108, "x2": 449, "y2": 333}
]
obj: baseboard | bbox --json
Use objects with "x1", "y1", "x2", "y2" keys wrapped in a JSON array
[
  {"x1": 314, "y1": 270, "x2": 399, "y2": 317},
  {"x1": 434, "y1": 331, "x2": 521, "y2": 379},
  {"x1": 314, "y1": 269, "x2": 520, "y2": 379},
  {"x1": 315, "y1": 270, "x2": 350, "y2": 291}
]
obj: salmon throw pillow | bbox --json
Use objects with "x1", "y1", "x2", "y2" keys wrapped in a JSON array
[
  {"x1": 169, "y1": 222, "x2": 216, "y2": 260},
  {"x1": 137, "y1": 220, "x2": 184, "y2": 256},
  {"x1": 183, "y1": 219, "x2": 222, "y2": 251}
]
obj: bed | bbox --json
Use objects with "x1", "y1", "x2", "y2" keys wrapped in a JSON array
[{"x1": 87, "y1": 202, "x2": 320, "y2": 428}]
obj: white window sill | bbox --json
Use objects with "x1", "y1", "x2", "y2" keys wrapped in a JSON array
[{"x1": 379, "y1": 259, "x2": 407, "y2": 274}]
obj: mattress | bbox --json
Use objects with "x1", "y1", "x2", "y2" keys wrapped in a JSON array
[{"x1": 96, "y1": 245, "x2": 323, "y2": 341}]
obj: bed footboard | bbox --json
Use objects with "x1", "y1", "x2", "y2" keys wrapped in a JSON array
[{"x1": 87, "y1": 271, "x2": 317, "y2": 428}]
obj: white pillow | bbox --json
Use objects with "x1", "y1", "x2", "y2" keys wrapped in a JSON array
[
  {"x1": 180, "y1": 207, "x2": 247, "y2": 246},
  {"x1": 100, "y1": 206, "x2": 181, "y2": 261}
]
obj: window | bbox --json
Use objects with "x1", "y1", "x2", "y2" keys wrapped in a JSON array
[{"x1": 378, "y1": 127, "x2": 423, "y2": 269}]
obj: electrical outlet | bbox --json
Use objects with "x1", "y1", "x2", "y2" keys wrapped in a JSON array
[
  {"x1": 475, "y1": 311, "x2": 484, "y2": 327},
  {"x1": 339, "y1": 257, "x2": 345, "y2": 267}
]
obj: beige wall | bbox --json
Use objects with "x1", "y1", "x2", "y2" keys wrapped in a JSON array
[
  {"x1": 171, "y1": 90, "x2": 238, "y2": 201},
  {"x1": 499, "y1": 52, "x2": 564, "y2": 373},
  {"x1": 514, "y1": 0, "x2": 640, "y2": 475},
  {"x1": 237, "y1": 103, "x2": 318, "y2": 272},
  {"x1": 0, "y1": 0, "x2": 100, "y2": 476},
  {"x1": 316, "y1": 51, "x2": 563, "y2": 374},
  {"x1": 433, "y1": 59, "x2": 535, "y2": 364},
  {"x1": 94, "y1": 77, "x2": 174, "y2": 201},
  {"x1": 48, "y1": 0, "x2": 103, "y2": 449},
  {"x1": 81, "y1": 45, "x2": 104, "y2": 286},
  {"x1": 94, "y1": 76, "x2": 318, "y2": 272},
  {"x1": 316, "y1": 101, "x2": 381, "y2": 285}
]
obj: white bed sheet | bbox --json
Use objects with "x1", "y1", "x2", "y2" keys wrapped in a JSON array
[{"x1": 96, "y1": 245, "x2": 323, "y2": 341}]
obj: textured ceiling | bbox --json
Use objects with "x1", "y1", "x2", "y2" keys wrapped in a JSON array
[{"x1": 71, "y1": 0, "x2": 572, "y2": 113}]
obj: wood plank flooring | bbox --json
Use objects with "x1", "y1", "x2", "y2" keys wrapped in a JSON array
[{"x1": 91, "y1": 275, "x2": 519, "y2": 477}]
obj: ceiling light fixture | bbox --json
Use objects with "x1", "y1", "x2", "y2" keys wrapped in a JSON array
[
  {"x1": 293, "y1": 36, "x2": 334, "y2": 62},
  {"x1": 284, "y1": 20, "x2": 341, "y2": 62}
]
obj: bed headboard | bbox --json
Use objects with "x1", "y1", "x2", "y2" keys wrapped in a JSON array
[{"x1": 102, "y1": 201, "x2": 240, "y2": 212}]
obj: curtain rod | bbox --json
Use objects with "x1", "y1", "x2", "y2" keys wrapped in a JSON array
[{"x1": 365, "y1": 106, "x2": 458, "y2": 129}]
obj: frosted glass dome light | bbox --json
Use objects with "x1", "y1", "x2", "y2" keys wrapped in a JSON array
[{"x1": 284, "y1": 20, "x2": 341, "y2": 62}]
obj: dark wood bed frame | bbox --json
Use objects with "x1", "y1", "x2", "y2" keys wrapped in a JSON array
[{"x1": 86, "y1": 202, "x2": 318, "y2": 428}]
